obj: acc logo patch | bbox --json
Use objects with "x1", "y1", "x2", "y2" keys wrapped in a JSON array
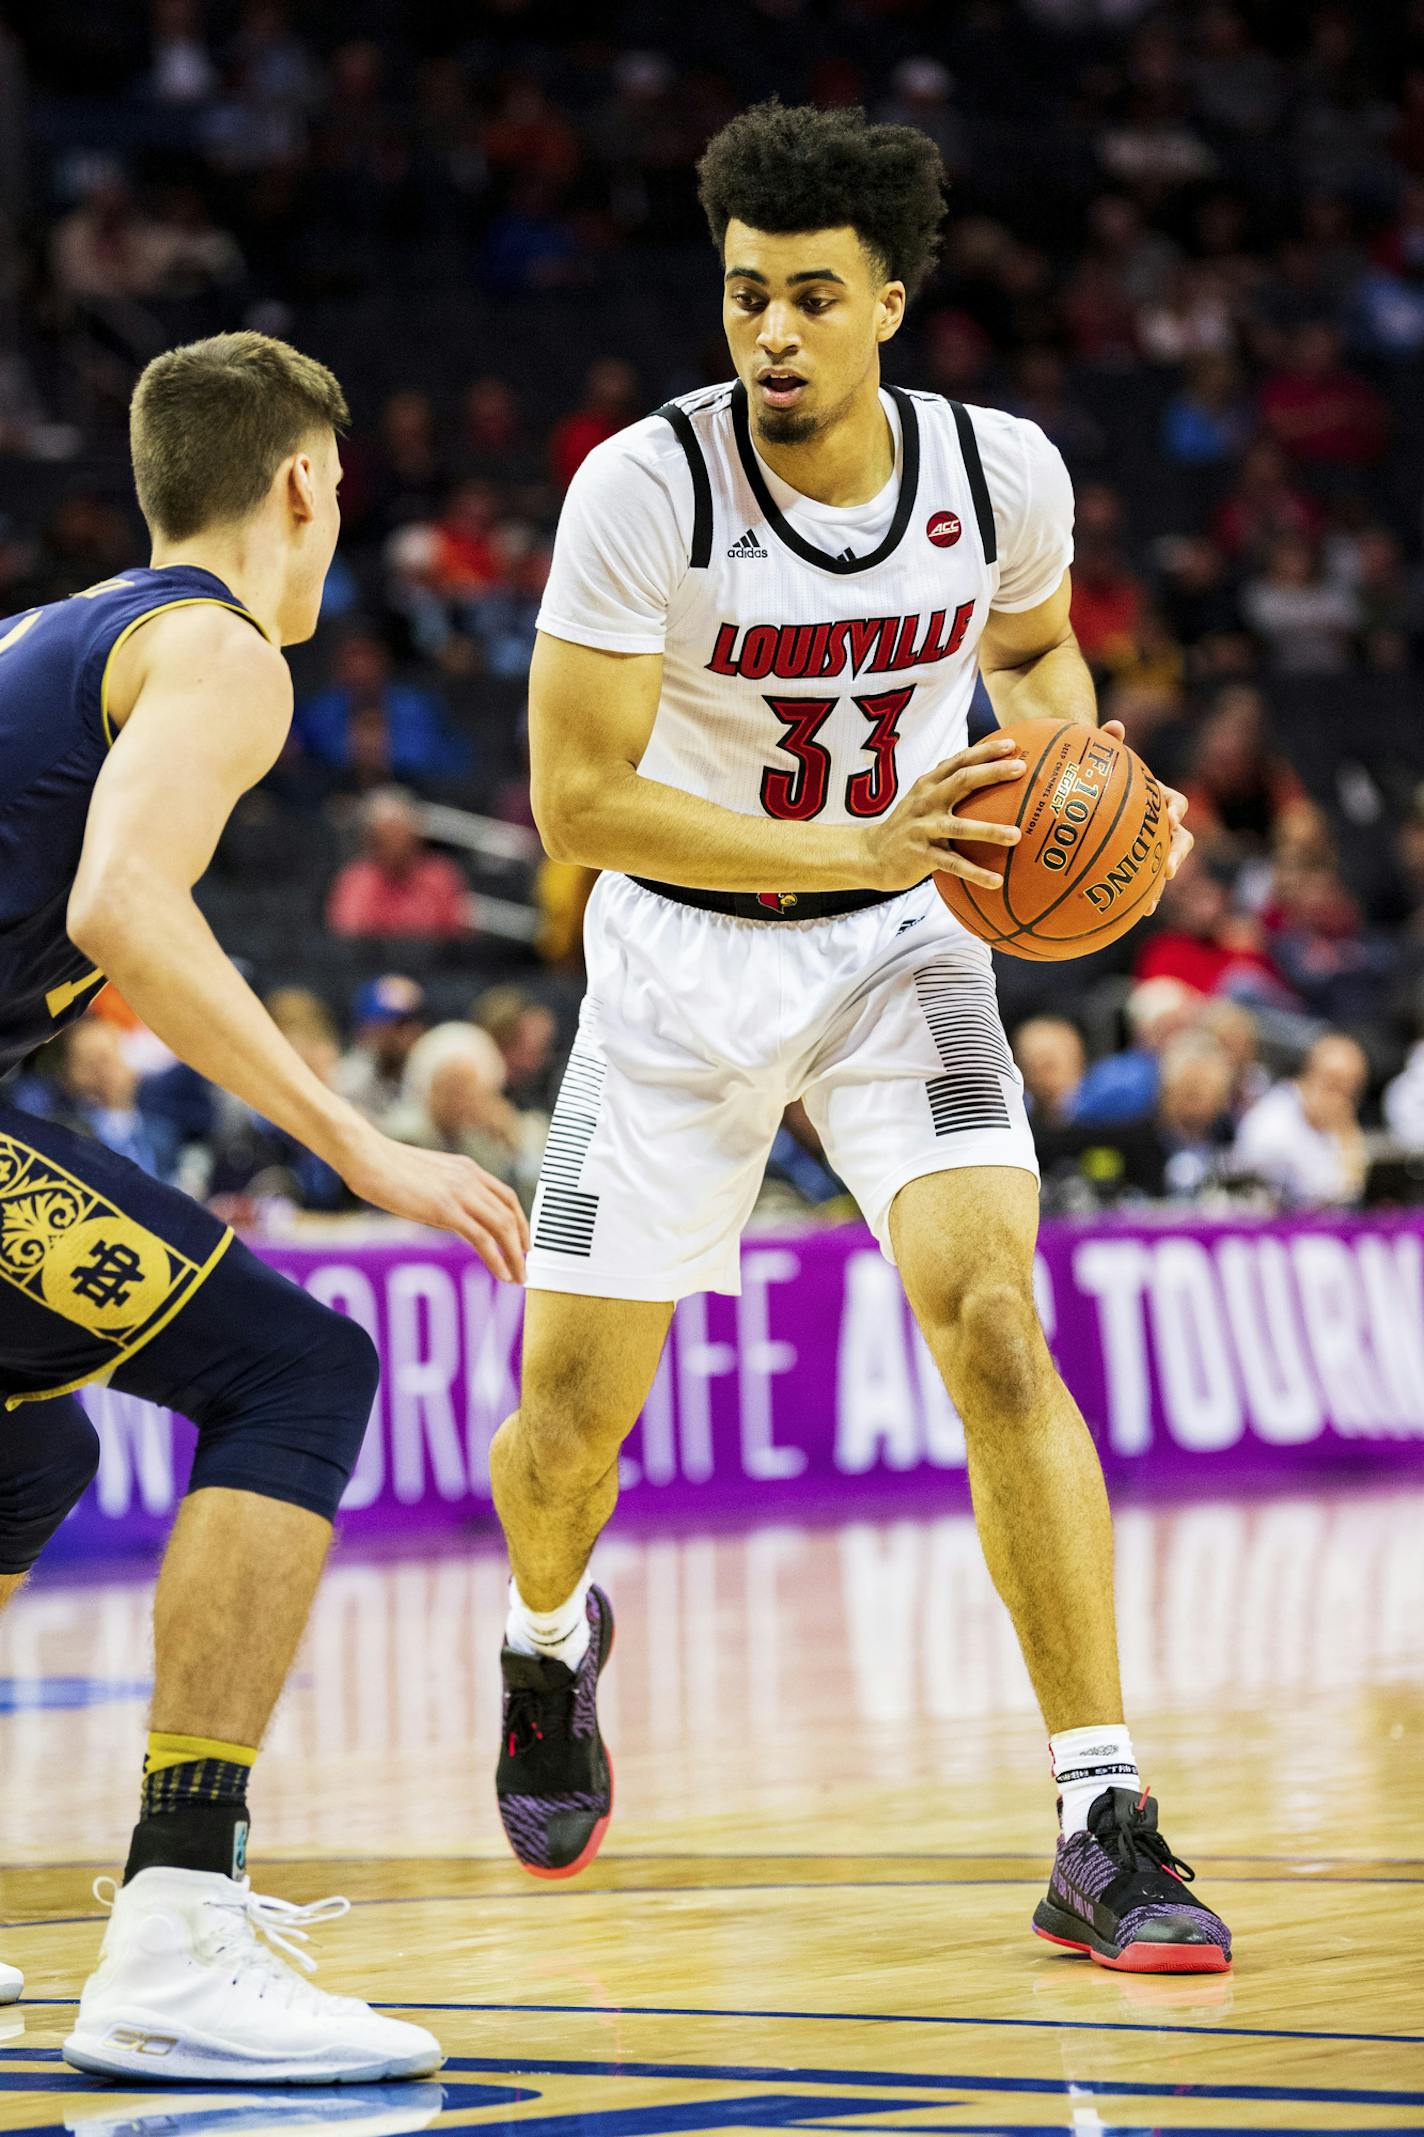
[{"x1": 926, "y1": 510, "x2": 961, "y2": 549}]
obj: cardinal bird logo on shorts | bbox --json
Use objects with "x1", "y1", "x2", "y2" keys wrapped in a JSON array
[{"x1": 926, "y1": 510, "x2": 962, "y2": 549}]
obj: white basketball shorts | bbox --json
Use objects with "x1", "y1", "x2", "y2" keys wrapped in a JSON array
[{"x1": 525, "y1": 871, "x2": 1039, "y2": 1301}]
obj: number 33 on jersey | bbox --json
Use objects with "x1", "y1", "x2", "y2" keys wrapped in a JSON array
[{"x1": 535, "y1": 380, "x2": 1075, "y2": 828}]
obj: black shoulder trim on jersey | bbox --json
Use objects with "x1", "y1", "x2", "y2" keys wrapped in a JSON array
[
  {"x1": 653, "y1": 400, "x2": 714, "y2": 569},
  {"x1": 950, "y1": 400, "x2": 997, "y2": 566},
  {"x1": 729, "y1": 382, "x2": 921, "y2": 576}
]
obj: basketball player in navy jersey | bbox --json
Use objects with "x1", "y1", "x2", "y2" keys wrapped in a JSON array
[
  {"x1": 0, "y1": 331, "x2": 526, "y2": 2077},
  {"x1": 490, "y1": 103, "x2": 1232, "y2": 1974}
]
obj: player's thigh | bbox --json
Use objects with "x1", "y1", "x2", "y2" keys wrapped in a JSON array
[
  {"x1": 801, "y1": 929, "x2": 1037, "y2": 1263},
  {"x1": 519, "y1": 1288, "x2": 673, "y2": 1457},
  {"x1": 528, "y1": 880, "x2": 789, "y2": 1303},
  {"x1": 0, "y1": 1096, "x2": 228, "y2": 1405}
]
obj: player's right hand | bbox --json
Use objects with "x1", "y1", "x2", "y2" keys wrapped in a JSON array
[
  {"x1": 342, "y1": 1132, "x2": 530, "y2": 1283},
  {"x1": 861, "y1": 732, "x2": 1026, "y2": 893}
]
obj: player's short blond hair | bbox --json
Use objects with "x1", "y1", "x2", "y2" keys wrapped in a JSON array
[{"x1": 130, "y1": 330, "x2": 349, "y2": 542}]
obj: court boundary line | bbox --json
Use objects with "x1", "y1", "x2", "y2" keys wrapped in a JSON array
[
  {"x1": 10, "y1": 1993, "x2": 1424, "y2": 2049},
  {"x1": 5, "y1": 1863, "x2": 1420, "y2": 1938}
]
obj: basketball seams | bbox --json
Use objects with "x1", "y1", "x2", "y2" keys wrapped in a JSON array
[
  {"x1": 996, "y1": 766, "x2": 1165, "y2": 950},
  {"x1": 936, "y1": 728, "x2": 1166, "y2": 955},
  {"x1": 1017, "y1": 742, "x2": 1138, "y2": 934},
  {"x1": 1000, "y1": 721, "x2": 1071, "y2": 931},
  {"x1": 941, "y1": 720, "x2": 1069, "y2": 944}
]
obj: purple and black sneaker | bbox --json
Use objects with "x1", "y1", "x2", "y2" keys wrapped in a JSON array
[
  {"x1": 1033, "y1": 1787, "x2": 1232, "y2": 1973},
  {"x1": 496, "y1": 1586, "x2": 615, "y2": 1879}
]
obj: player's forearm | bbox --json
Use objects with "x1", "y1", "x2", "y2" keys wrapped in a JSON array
[
  {"x1": 982, "y1": 633, "x2": 1098, "y2": 731},
  {"x1": 69, "y1": 873, "x2": 373, "y2": 1176},
  {"x1": 538, "y1": 763, "x2": 872, "y2": 892}
]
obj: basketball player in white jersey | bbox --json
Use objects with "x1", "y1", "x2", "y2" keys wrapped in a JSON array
[{"x1": 491, "y1": 102, "x2": 1231, "y2": 1972}]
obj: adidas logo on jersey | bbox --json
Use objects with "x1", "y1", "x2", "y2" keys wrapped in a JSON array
[{"x1": 727, "y1": 528, "x2": 768, "y2": 559}]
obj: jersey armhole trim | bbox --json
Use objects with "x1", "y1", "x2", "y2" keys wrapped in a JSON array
[
  {"x1": 652, "y1": 402, "x2": 714, "y2": 570},
  {"x1": 99, "y1": 597, "x2": 268, "y2": 747},
  {"x1": 949, "y1": 401, "x2": 998, "y2": 567}
]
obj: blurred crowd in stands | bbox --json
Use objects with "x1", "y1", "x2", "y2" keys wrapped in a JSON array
[{"x1": 7, "y1": 0, "x2": 1424, "y2": 1226}]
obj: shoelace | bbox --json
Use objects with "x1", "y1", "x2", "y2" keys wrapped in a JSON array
[
  {"x1": 94, "y1": 1877, "x2": 352, "y2": 1976},
  {"x1": 1093, "y1": 1808, "x2": 1197, "y2": 1885},
  {"x1": 505, "y1": 1683, "x2": 566, "y2": 1758}
]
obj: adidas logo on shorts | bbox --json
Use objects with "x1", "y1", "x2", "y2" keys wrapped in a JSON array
[{"x1": 727, "y1": 527, "x2": 768, "y2": 559}]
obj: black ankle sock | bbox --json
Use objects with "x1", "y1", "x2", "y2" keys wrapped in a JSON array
[
  {"x1": 124, "y1": 1800, "x2": 250, "y2": 1881},
  {"x1": 124, "y1": 1750, "x2": 252, "y2": 1883}
]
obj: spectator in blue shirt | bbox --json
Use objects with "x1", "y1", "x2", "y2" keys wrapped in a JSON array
[
  {"x1": 46, "y1": 1018, "x2": 169, "y2": 1180},
  {"x1": 1074, "y1": 977, "x2": 1204, "y2": 1127},
  {"x1": 296, "y1": 628, "x2": 471, "y2": 791}
]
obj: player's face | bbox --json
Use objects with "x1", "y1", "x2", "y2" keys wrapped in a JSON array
[{"x1": 722, "y1": 221, "x2": 905, "y2": 447}]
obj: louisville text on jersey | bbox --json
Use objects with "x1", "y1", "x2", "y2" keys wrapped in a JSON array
[{"x1": 706, "y1": 602, "x2": 976, "y2": 683}]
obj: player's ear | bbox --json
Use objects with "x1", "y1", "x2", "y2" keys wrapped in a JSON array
[
  {"x1": 877, "y1": 281, "x2": 906, "y2": 344},
  {"x1": 287, "y1": 453, "x2": 317, "y2": 525}
]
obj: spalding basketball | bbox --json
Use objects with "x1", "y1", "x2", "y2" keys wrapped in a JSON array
[{"x1": 936, "y1": 720, "x2": 1167, "y2": 960}]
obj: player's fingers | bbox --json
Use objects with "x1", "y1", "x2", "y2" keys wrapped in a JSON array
[
  {"x1": 1101, "y1": 719, "x2": 1127, "y2": 741},
  {"x1": 463, "y1": 1216, "x2": 518, "y2": 1284},
  {"x1": 478, "y1": 1200, "x2": 527, "y2": 1282},
  {"x1": 932, "y1": 847, "x2": 1005, "y2": 891},
  {"x1": 487, "y1": 1173, "x2": 531, "y2": 1247},
  {"x1": 456, "y1": 1215, "x2": 512, "y2": 1281},
  {"x1": 923, "y1": 732, "x2": 1021, "y2": 784},
  {"x1": 944, "y1": 755, "x2": 1027, "y2": 799},
  {"x1": 937, "y1": 814, "x2": 1022, "y2": 846},
  {"x1": 1164, "y1": 822, "x2": 1195, "y2": 881}
]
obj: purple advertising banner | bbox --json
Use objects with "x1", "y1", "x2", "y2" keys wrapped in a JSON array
[{"x1": 61, "y1": 1211, "x2": 1424, "y2": 1558}]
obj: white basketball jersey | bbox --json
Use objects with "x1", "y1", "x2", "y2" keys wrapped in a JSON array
[
  {"x1": 639, "y1": 382, "x2": 1003, "y2": 827},
  {"x1": 537, "y1": 381, "x2": 1074, "y2": 836}
]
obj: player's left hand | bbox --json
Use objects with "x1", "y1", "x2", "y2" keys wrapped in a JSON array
[{"x1": 1101, "y1": 718, "x2": 1192, "y2": 917}]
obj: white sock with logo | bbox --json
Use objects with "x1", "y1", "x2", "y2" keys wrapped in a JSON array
[
  {"x1": 1049, "y1": 1724, "x2": 1142, "y2": 1836},
  {"x1": 505, "y1": 1575, "x2": 590, "y2": 1672}
]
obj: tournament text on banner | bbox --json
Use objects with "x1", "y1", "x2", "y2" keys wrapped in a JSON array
[{"x1": 65, "y1": 1211, "x2": 1424, "y2": 1554}]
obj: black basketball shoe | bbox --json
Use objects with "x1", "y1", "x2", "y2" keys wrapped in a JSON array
[
  {"x1": 1032, "y1": 1787, "x2": 1232, "y2": 1973},
  {"x1": 496, "y1": 1586, "x2": 614, "y2": 1879}
]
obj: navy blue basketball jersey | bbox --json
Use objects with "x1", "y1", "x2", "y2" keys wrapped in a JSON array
[{"x1": 0, "y1": 566, "x2": 263, "y2": 1075}]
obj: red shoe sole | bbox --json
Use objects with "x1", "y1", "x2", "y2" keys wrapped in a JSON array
[
  {"x1": 1033, "y1": 1924, "x2": 1230, "y2": 1974},
  {"x1": 521, "y1": 1747, "x2": 615, "y2": 1882}
]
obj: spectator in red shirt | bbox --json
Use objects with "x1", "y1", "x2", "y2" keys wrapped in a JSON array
[
  {"x1": 549, "y1": 357, "x2": 639, "y2": 489},
  {"x1": 1213, "y1": 436, "x2": 1323, "y2": 561},
  {"x1": 1069, "y1": 486, "x2": 1145, "y2": 664},
  {"x1": 1134, "y1": 856, "x2": 1283, "y2": 997},
  {"x1": 1258, "y1": 322, "x2": 1388, "y2": 467},
  {"x1": 432, "y1": 480, "x2": 506, "y2": 596},
  {"x1": 1179, "y1": 684, "x2": 1312, "y2": 853},
  {"x1": 326, "y1": 787, "x2": 470, "y2": 939}
]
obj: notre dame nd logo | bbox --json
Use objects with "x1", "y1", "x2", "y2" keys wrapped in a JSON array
[
  {"x1": 39, "y1": 1215, "x2": 172, "y2": 1338},
  {"x1": 0, "y1": 1133, "x2": 213, "y2": 1386}
]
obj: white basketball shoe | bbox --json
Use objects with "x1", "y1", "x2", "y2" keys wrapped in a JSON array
[
  {"x1": 0, "y1": 1962, "x2": 20, "y2": 2003},
  {"x1": 63, "y1": 1869, "x2": 442, "y2": 2084}
]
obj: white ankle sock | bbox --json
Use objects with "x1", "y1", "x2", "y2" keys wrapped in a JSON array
[
  {"x1": 1049, "y1": 1724, "x2": 1142, "y2": 1836},
  {"x1": 505, "y1": 1576, "x2": 590, "y2": 1671}
]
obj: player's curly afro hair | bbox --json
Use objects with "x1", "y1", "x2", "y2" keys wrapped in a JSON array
[{"x1": 696, "y1": 100, "x2": 947, "y2": 299}]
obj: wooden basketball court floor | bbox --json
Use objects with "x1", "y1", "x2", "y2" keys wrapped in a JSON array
[{"x1": 0, "y1": 1481, "x2": 1419, "y2": 2134}]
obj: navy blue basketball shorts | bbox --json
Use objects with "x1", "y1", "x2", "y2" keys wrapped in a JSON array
[{"x1": 0, "y1": 1096, "x2": 231, "y2": 1408}]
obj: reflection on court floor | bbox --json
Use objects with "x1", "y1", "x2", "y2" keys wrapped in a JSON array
[{"x1": 0, "y1": 1486, "x2": 1420, "y2": 2131}]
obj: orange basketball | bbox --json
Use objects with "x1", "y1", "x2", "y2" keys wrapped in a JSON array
[{"x1": 935, "y1": 719, "x2": 1168, "y2": 961}]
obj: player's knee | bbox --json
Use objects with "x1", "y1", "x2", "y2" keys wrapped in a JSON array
[
  {"x1": 940, "y1": 1279, "x2": 1047, "y2": 1426},
  {"x1": 188, "y1": 1289, "x2": 379, "y2": 1524},
  {"x1": 0, "y1": 1399, "x2": 101, "y2": 1574},
  {"x1": 510, "y1": 1378, "x2": 633, "y2": 1495}
]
